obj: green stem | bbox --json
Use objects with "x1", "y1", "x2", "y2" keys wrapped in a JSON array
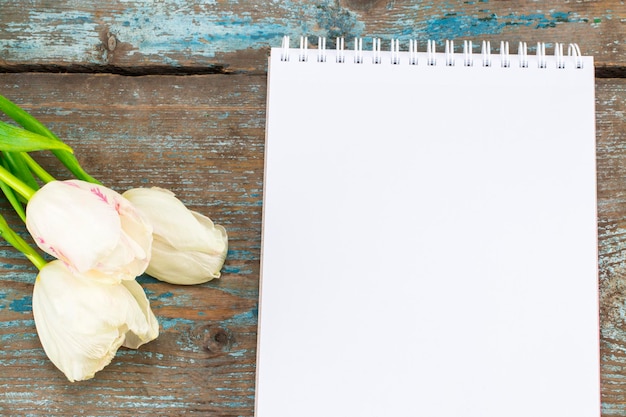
[
  {"x1": 0, "y1": 214, "x2": 46, "y2": 270},
  {"x1": 2, "y1": 151, "x2": 39, "y2": 192},
  {"x1": 0, "y1": 165, "x2": 35, "y2": 200},
  {"x1": 0, "y1": 179, "x2": 26, "y2": 222},
  {"x1": 20, "y1": 152, "x2": 56, "y2": 183}
]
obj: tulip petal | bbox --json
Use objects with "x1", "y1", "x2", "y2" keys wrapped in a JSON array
[
  {"x1": 191, "y1": 211, "x2": 228, "y2": 254},
  {"x1": 32, "y1": 261, "x2": 159, "y2": 382},
  {"x1": 123, "y1": 187, "x2": 229, "y2": 285},
  {"x1": 94, "y1": 198, "x2": 153, "y2": 279},
  {"x1": 26, "y1": 180, "x2": 153, "y2": 282},
  {"x1": 120, "y1": 279, "x2": 159, "y2": 349},
  {"x1": 26, "y1": 181, "x2": 121, "y2": 272},
  {"x1": 123, "y1": 187, "x2": 211, "y2": 249},
  {"x1": 146, "y1": 232, "x2": 228, "y2": 285}
]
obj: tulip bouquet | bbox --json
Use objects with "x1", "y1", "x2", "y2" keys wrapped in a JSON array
[{"x1": 0, "y1": 94, "x2": 228, "y2": 381}]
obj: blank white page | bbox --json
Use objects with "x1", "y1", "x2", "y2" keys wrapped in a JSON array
[{"x1": 257, "y1": 41, "x2": 600, "y2": 417}]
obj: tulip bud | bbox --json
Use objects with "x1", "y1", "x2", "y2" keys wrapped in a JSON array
[
  {"x1": 32, "y1": 260, "x2": 159, "y2": 382},
  {"x1": 123, "y1": 187, "x2": 228, "y2": 285},
  {"x1": 26, "y1": 180, "x2": 153, "y2": 283}
]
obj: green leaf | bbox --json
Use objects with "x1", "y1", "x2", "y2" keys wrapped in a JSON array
[
  {"x1": 0, "y1": 94, "x2": 100, "y2": 184},
  {"x1": 0, "y1": 94, "x2": 55, "y2": 136},
  {"x1": 2, "y1": 152, "x2": 40, "y2": 192},
  {"x1": 0, "y1": 120, "x2": 73, "y2": 153}
]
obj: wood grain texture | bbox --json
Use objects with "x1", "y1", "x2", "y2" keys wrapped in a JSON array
[
  {"x1": 0, "y1": 0, "x2": 625, "y2": 414},
  {"x1": 597, "y1": 78, "x2": 626, "y2": 416},
  {"x1": 0, "y1": 73, "x2": 265, "y2": 416},
  {"x1": 0, "y1": 0, "x2": 624, "y2": 73},
  {"x1": 0, "y1": 73, "x2": 624, "y2": 416}
]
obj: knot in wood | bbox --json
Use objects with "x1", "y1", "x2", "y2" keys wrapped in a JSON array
[
  {"x1": 201, "y1": 325, "x2": 234, "y2": 354},
  {"x1": 106, "y1": 33, "x2": 117, "y2": 51}
]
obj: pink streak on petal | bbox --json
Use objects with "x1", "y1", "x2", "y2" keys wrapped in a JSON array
[{"x1": 91, "y1": 187, "x2": 109, "y2": 204}]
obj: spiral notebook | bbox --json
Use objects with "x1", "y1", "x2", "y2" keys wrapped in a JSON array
[{"x1": 256, "y1": 37, "x2": 600, "y2": 417}]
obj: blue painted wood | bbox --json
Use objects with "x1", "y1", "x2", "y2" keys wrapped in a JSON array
[
  {"x1": 0, "y1": 0, "x2": 624, "y2": 415},
  {"x1": 0, "y1": 0, "x2": 623, "y2": 71},
  {"x1": 1, "y1": 73, "x2": 625, "y2": 417},
  {"x1": 595, "y1": 78, "x2": 626, "y2": 416},
  {"x1": 0, "y1": 73, "x2": 264, "y2": 416}
]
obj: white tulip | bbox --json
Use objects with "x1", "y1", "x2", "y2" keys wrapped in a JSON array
[
  {"x1": 123, "y1": 187, "x2": 228, "y2": 285},
  {"x1": 26, "y1": 180, "x2": 153, "y2": 284},
  {"x1": 32, "y1": 260, "x2": 159, "y2": 382}
]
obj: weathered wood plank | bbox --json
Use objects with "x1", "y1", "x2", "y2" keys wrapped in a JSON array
[
  {"x1": 0, "y1": 73, "x2": 625, "y2": 415},
  {"x1": 597, "y1": 77, "x2": 626, "y2": 416},
  {"x1": 0, "y1": 73, "x2": 265, "y2": 416},
  {"x1": 0, "y1": 0, "x2": 624, "y2": 73}
]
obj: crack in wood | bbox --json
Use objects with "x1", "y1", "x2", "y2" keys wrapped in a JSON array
[
  {"x1": 0, "y1": 64, "x2": 623, "y2": 78},
  {"x1": 0, "y1": 64, "x2": 245, "y2": 76}
]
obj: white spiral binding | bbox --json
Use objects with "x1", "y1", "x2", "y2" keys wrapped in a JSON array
[
  {"x1": 555, "y1": 42, "x2": 565, "y2": 69},
  {"x1": 354, "y1": 37, "x2": 363, "y2": 64},
  {"x1": 445, "y1": 40, "x2": 455, "y2": 66},
  {"x1": 409, "y1": 39, "x2": 418, "y2": 65},
  {"x1": 391, "y1": 39, "x2": 400, "y2": 65},
  {"x1": 299, "y1": 36, "x2": 308, "y2": 62},
  {"x1": 482, "y1": 41, "x2": 492, "y2": 67},
  {"x1": 568, "y1": 43, "x2": 583, "y2": 69},
  {"x1": 463, "y1": 40, "x2": 473, "y2": 67},
  {"x1": 317, "y1": 37, "x2": 326, "y2": 63},
  {"x1": 336, "y1": 37, "x2": 345, "y2": 63},
  {"x1": 518, "y1": 42, "x2": 528, "y2": 68},
  {"x1": 280, "y1": 36, "x2": 290, "y2": 62},
  {"x1": 279, "y1": 36, "x2": 586, "y2": 69},
  {"x1": 500, "y1": 41, "x2": 510, "y2": 68},
  {"x1": 427, "y1": 40, "x2": 436, "y2": 66},
  {"x1": 537, "y1": 42, "x2": 547, "y2": 68},
  {"x1": 372, "y1": 38, "x2": 381, "y2": 64}
]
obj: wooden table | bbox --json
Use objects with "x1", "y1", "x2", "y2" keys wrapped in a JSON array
[{"x1": 0, "y1": 1, "x2": 624, "y2": 415}]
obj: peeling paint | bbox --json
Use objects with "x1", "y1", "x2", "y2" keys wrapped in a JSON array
[
  {"x1": 0, "y1": 319, "x2": 35, "y2": 328},
  {"x1": 227, "y1": 249, "x2": 257, "y2": 261},
  {"x1": 97, "y1": 0, "x2": 363, "y2": 65},
  {"x1": 0, "y1": 0, "x2": 618, "y2": 70},
  {"x1": 159, "y1": 316, "x2": 196, "y2": 330},
  {"x1": 9, "y1": 295, "x2": 32, "y2": 313},
  {"x1": 2, "y1": 10, "x2": 101, "y2": 62},
  {"x1": 224, "y1": 306, "x2": 258, "y2": 326},
  {"x1": 388, "y1": 10, "x2": 590, "y2": 41}
]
